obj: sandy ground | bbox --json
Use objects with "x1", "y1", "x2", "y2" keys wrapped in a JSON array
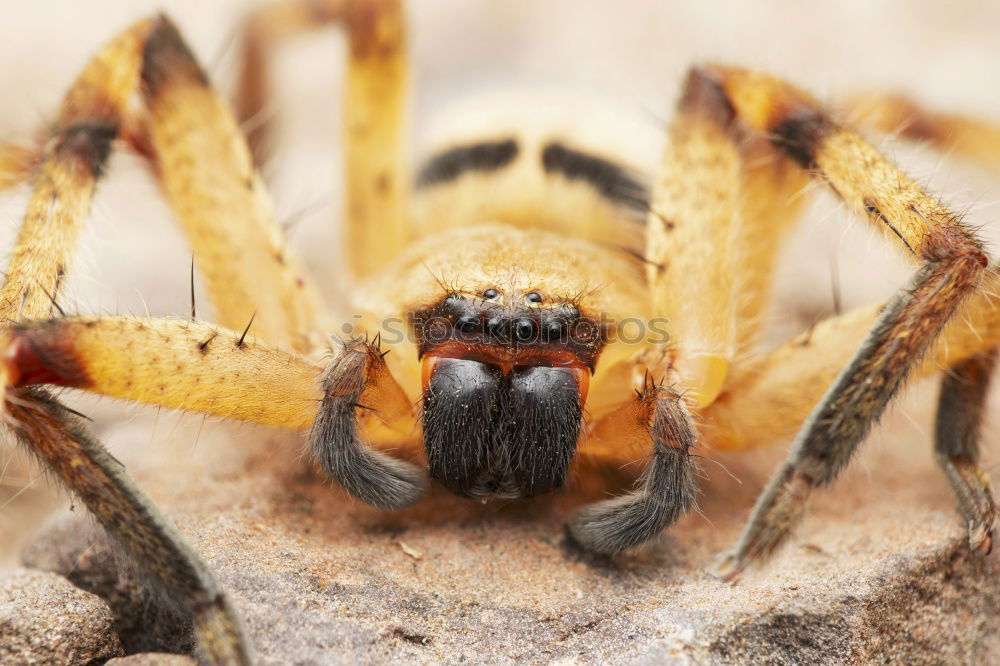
[{"x1": 1, "y1": 0, "x2": 1000, "y2": 576}]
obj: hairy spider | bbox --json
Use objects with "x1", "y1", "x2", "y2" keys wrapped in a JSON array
[{"x1": 2, "y1": 0, "x2": 1000, "y2": 663}]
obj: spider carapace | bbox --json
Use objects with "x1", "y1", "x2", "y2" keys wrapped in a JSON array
[{"x1": 3, "y1": 0, "x2": 1000, "y2": 663}]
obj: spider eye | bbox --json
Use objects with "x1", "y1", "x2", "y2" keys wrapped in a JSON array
[
  {"x1": 525, "y1": 291, "x2": 542, "y2": 304},
  {"x1": 483, "y1": 288, "x2": 499, "y2": 300},
  {"x1": 514, "y1": 318, "x2": 537, "y2": 342},
  {"x1": 543, "y1": 319, "x2": 565, "y2": 341},
  {"x1": 485, "y1": 315, "x2": 508, "y2": 339},
  {"x1": 560, "y1": 304, "x2": 580, "y2": 320},
  {"x1": 455, "y1": 314, "x2": 480, "y2": 332}
]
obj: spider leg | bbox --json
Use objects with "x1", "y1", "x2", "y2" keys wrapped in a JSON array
[
  {"x1": 644, "y1": 71, "x2": 741, "y2": 408},
  {"x1": 0, "y1": 14, "x2": 145, "y2": 325},
  {"x1": 647, "y1": 68, "x2": 810, "y2": 398},
  {"x1": 0, "y1": 15, "x2": 327, "y2": 351},
  {"x1": 0, "y1": 14, "x2": 337, "y2": 662},
  {"x1": 0, "y1": 20, "x2": 255, "y2": 663},
  {"x1": 569, "y1": 65, "x2": 812, "y2": 552},
  {"x1": 704, "y1": 279, "x2": 1000, "y2": 564},
  {"x1": 571, "y1": 65, "x2": 814, "y2": 552},
  {"x1": 4, "y1": 317, "x2": 322, "y2": 429},
  {"x1": 3, "y1": 315, "x2": 423, "y2": 483},
  {"x1": 8, "y1": 388, "x2": 249, "y2": 665},
  {"x1": 706, "y1": 261, "x2": 1000, "y2": 449},
  {"x1": 236, "y1": 0, "x2": 409, "y2": 279},
  {"x1": 677, "y1": 66, "x2": 991, "y2": 580},
  {"x1": 844, "y1": 92, "x2": 1000, "y2": 173},
  {"x1": 141, "y1": 17, "x2": 328, "y2": 351},
  {"x1": 935, "y1": 350, "x2": 998, "y2": 555},
  {"x1": 569, "y1": 381, "x2": 698, "y2": 554},
  {"x1": 0, "y1": 141, "x2": 37, "y2": 191}
]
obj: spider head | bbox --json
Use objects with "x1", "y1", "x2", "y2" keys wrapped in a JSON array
[{"x1": 410, "y1": 288, "x2": 605, "y2": 499}]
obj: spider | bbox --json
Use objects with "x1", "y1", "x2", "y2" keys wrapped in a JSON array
[{"x1": 2, "y1": 0, "x2": 1000, "y2": 663}]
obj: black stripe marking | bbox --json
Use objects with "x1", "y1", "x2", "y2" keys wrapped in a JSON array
[
  {"x1": 55, "y1": 122, "x2": 118, "y2": 179},
  {"x1": 142, "y1": 15, "x2": 209, "y2": 97},
  {"x1": 770, "y1": 109, "x2": 828, "y2": 169},
  {"x1": 415, "y1": 138, "x2": 519, "y2": 188},
  {"x1": 679, "y1": 67, "x2": 737, "y2": 130},
  {"x1": 541, "y1": 142, "x2": 649, "y2": 213}
]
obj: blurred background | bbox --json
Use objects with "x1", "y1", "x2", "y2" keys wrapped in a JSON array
[{"x1": 1, "y1": 0, "x2": 999, "y2": 566}]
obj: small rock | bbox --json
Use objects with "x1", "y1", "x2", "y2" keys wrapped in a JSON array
[{"x1": 0, "y1": 567, "x2": 123, "y2": 665}]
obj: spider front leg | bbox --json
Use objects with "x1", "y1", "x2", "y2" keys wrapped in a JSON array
[
  {"x1": 684, "y1": 66, "x2": 992, "y2": 580},
  {"x1": 1, "y1": 317, "x2": 427, "y2": 659},
  {"x1": 4, "y1": 317, "x2": 324, "y2": 428},
  {"x1": 646, "y1": 65, "x2": 812, "y2": 408},
  {"x1": 3, "y1": 314, "x2": 424, "y2": 505},
  {"x1": 705, "y1": 262, "x2": 1000, "y2": 552}
]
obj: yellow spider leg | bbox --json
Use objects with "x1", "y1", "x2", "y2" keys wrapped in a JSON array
[
  {"x1": 646, "y1": 70, "x2": 811, "y2": 406},
  {"x1": 4, "y1": 316, "x2": 321, "y2": 428},
  {"x1": 2, "y1": 315, "x2": 420, "y2": 448},
  {"x1": 0, "y1": 18, "x2": 261, "y2": 663},
  {"x1": 0, "y1": 16, "x2": 328, "y2": 352},
  {"x1": 844, "y1": 92, "x2": 1000, "y2": 173},
  {"x1": 0, "y1": 19, "x2": 151, "y2": 322},
  {"x1": 237, "y1": 0, "x2": 410, "y2": 279},
  {"x1": 0, "y1": 141, "x2": 38, "y2": 191},
  {"x1": 650, "y1": 73, "x2": 1000, "y2": 452},
  {"x1": 646, "y1": 71, "x2": 741, "y2": 407},
  {"x1": 568, "y1": 68, "x2": 813, "y2": 552},
  {"x1": 0, "y1": 19, "x2": 336, "y2": 664},
  {"x1": 142, "y1": 18, "x2": 328, "y2": 352},
  {"x1": 708, "y1": 65, "x2": 966, "y2": 254}
]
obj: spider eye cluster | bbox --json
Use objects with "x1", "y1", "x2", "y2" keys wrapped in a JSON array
[
  {"x1": 434, "y1": 292, "x2": 585, "y2": 347},
  {"x1": 410, "y1": 291, "x2": 604, "y2": 371}
]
